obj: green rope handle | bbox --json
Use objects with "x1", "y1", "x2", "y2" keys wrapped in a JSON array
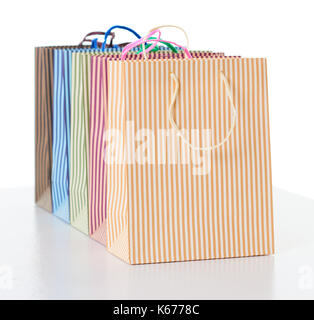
[{"x1": 136, "y1": 37, "x2": 178, "y2": 54}]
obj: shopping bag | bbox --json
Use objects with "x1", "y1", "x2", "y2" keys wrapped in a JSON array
[
  {"x1": 51, "y1": 48, "x2": 72, "y2": 221},
  {"x1": 70, "y1": 49, "x2": 127, "y2": 233},
  {"x1": 70, "y1": 51, "x2": 171, "y2": 233},
  {"x1": 52, "y1": 48, "x2": 123, "y2": 223},
  {"x1": 101, "y1": 28, "x2": 275, "y2": 264},
  {"x1": 88, "y1": 50, "x2": 228, "y2": 246},
  {"x1": 35, "y1": 47, "x2": 54, "y2": 211},
  {"x1": 35, "y1": 31, "x2": 114, "y2": 213},
  {"x1": 58, "y1": 26, "x2": 143, "y2": 227},
  {"x1": 71, "y1": 27, "x2": 184, "y2": 235}
]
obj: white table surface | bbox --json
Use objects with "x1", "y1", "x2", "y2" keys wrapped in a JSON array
[{"x1": 0, "y1": 187, "x2": 314, "y2": 300}]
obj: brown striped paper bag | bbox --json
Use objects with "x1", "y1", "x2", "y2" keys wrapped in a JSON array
[
  {"x1": 35, "y1": 47, "x2": 54, "y2": 211},
  {"x1": 102, "y1": 56, "x2": 274, "y2": 264},
  {"x1": 35, "y1": 45, "x2": 90, "y2": 212},
  {"x1": 34, "y1": 32, "x2": 116, "y2": 212}
]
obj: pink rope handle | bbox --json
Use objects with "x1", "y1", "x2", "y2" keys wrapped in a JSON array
[
  {"x1": 121, "y1": 29, "x2": 161, "y2": 59},
  {"x1": 121, "y1": 29, "x2": 192, "y2": 60},
  {"x1": 141, "y1": 39, "x2": 192, "y2": 58}
]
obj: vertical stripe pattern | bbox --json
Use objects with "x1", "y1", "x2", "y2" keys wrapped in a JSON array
[
  {"x1": 36, "y1": 48, "x2": 273, "y2": 264},
  {"x1": 89, "y1": 55, "x2": 107, "y2": 244},
  {"x1": 105, "y1": 57, "x2": 274, "y2": 264},
  {"x1": 70, "y1": 49, "x2": 124, "y2": 234},
  {"x1": 88, "y1": 52, "x2": 232, "y2": 247},
  {"x1": 70, "y1": 52, "x2": 94, "y2": 234},
  {"x1": 51, "y1": 49, "x2": 71, "y2": 222},
  {"x1": 35, "y1": 47, "x2": 54, "y2": 212}
]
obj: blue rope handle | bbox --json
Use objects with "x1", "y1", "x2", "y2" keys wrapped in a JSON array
[
  {"x1": 101, "y1": 25, "x2": 141, "y2": 51},
  {"x1": 91, "y1": 38, "x2": 98, "y2": 49}
]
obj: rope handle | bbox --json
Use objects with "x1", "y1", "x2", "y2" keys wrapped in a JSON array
[
  {"x1": 121, "y1": 24, "x2": 236, "y2": 150},
  {"x1": 142, "y1": 25, "x2": 189, "y2": 59},
  {"x1": 102, "y1": 25, "x2": 141, "y2": 51},
  {"x1": 136, "y1": 37, "x2": 178, "y2": 54},
  {"x1": 121, "y1": 29, "x2": 162, "y2": 58},
  {"x1": 121, "y1": 29, "x2": 192, "y2": 60},
  {"x1": 78, "y1": 31, "x2": 115, "y2": 48},
  {"x1": 169, "y1": 71, "x2": 237, "y2": 151}
]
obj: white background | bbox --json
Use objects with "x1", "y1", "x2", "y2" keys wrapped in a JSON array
[{"x1": 0, "y1": 0, "x2": 313, "y2": 199}]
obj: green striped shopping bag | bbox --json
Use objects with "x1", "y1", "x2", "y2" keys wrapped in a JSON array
[{"x1": 70, "y1": 49, "x2": 126, "y2": 234}]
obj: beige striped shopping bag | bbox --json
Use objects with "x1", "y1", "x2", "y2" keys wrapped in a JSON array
[{"x1": 103, "y1": 53, "x2": 274, "y2": 264}]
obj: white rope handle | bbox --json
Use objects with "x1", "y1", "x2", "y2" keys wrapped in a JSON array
[
  {"x1": 169, "y1": 71, "x2": 237, "y2": 151},
  {"x1": 142, "y1": 25, "x2": 190, "y2": 60}
]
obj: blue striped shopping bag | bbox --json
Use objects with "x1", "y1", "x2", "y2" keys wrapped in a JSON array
[
  {"x1": 51, "y1": 49, "x2": 72, "y2": 222},
  {"x1": 52, "y1": 48, "x2": 103, "y2": 222},
  {"x1": 51, "y1": 26, "x2": 177, "y2": 223},
  {"x1": 51, "y1": 47, "x2": 131, "y2": 222}
]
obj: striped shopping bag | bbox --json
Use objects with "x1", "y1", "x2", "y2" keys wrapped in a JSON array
[
  {"x1": 51, "y1": 48, "x2": 72, "y2": 221},
  {"x1": 53, "y1": 25, "x2": 143, "y2": 224},
  {"x1": 71, "y1": 49, "x2": 183, "y2": 235},
  {"x1": 35, "y1": 31, "x2": 115, "y2": 213},
  {"x1": 88, "y1": 50, "x2": 226, "y2": 246},
  {"x1": 96, "y1": 28, "x2": 275, "y2": 264},
  {"x1": 52, "y1": 48, "x2": 115, "y2": 222},
  {"x1": 70, "y1": 33, "x2": 185, "y2": 235},
  {"x1": 35, "y1": 47, "x2": 54, "y2": 212},
  {"x1": 70, "y1": 49, "x2": 128, "y2": 233}
]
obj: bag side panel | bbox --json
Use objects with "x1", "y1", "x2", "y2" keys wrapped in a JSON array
[
  {"x1": 105, "y1": 60, "x2": 130, "y2": 263},
  {"x1": 51, "y1": 49, "x2": 70, "y2": 222},
  {"x1": 70, "y1": 53, "x2": 90, "y2": 234},
  {"x1": 35, "y1": 47, "x2": 53, "y2": 212},
  {"x1": 89, "y1": 56, "x2": 107, "y2": 245}
]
